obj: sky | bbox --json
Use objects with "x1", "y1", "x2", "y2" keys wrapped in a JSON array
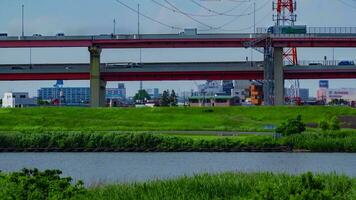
[{"x1": 1, "y1": 0, "x2": 356, "y2": 97}]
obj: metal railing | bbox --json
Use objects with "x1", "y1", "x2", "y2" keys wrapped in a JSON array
[
  {"x1": 256, "y1": 27, "x2": 356, "y2": 34},
  {"x1": 285, "y1": 60, "x2": 356, "y2": 66}
]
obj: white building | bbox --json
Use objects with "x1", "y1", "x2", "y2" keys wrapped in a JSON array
[
  {"x1": 2, "y1": 92, "x2": 37, "y2": 108},
  {"x1": 197, "y1": 81, "x2": 223, "y2": 96},
  {"x1": 317, "y1": 88, "x2": 356, "y2": 103}
]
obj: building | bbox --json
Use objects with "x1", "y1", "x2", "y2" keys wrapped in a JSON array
[
  {"x1": 188, "y1": 96, "x2": 240, "y2": 107},
  {"x1": 285, "y1": 88, "x2": 309, "y2": 101},
  {"x1": 317, "y1": 88, "x2": 356, "y2": 103},
  {"x1": 145, "y1": 88, "x2": 160, "y2": 99},
  {"x1": 2, "y1": 92, "x2": 37, "y2": 108},
  {"x1": 106, "y1": 83, "x2": 126, "y2": 100},
  {"x1": 196, "y1": 81, "x2": 223, "y2": 96},
  {"x1": 38, "y1": 83, "x2": 126, "y2": 106},
  {"x1": 231, "y1": 80, "x2": 252, "y2": 102},
  {"x1": 299, "y1": 89, "x2": 310, "y2": 101},
  {"x1": 222, "y1": 80, "x2": 234, "y2": 95},
  {"x1": 38, "y1": 87, "x2": 90, "y2": 105}
]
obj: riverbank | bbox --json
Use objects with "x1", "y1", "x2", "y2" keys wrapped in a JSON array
[
  {"x1": 0, "y1": 106, "x2": 355, "y2": 132},
  {"x1": 1, "y1": 170, "x2": 355, "y2": 199},
  {"x1": 0, "y1": 131, "x2": 354, "y2": 152}
]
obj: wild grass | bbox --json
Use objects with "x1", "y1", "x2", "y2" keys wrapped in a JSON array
[{"x1": 75, "y1": 172, "x2": 356, "y2": 200}]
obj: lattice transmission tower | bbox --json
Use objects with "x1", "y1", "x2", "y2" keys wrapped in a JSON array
[{"x1": 273, "y1": 0, "x2": 300, "y2": 103}]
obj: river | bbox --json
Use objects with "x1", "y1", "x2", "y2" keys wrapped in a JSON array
[{"x1": 0, "y1": 152, "x2": 355, "y2": 185}]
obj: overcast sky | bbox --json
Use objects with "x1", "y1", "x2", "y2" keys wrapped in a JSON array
[{"x1": 1, "y1": 0, "x2": 356, "y2": 97}]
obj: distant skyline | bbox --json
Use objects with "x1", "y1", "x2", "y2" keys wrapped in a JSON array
[{"x1": 1, "y1": 0, "x2": 356, "y2": 97}]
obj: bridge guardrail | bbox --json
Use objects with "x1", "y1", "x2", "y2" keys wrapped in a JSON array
[
  {"x1": 285, "y1": 60, "x2": 356, "y2": 66},
  {"x1": 257, "y1": 27, "x2": 356, "y2": 34}
]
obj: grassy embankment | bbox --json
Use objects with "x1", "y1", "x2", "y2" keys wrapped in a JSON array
[
  {"x1": 0, "y1": 106, "x2": 355, "y2": 132},
  {"x1": 0, "y1": 106, "x2": 355, "y2": 152},
  {"x1": 1, "y1": 169, "x2": 355, "y2": 200}
]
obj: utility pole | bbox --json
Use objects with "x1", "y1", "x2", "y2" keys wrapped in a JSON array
[
  {"x1": 138, "y1": 4, "x2": 143, "y2": 91},
  {"x1": 21, "y1": 4, "x2": 24, "y2": 37},
  {"x1": 113, "y1": 19, "x2": 116, "y2": 35},
  {"x1": 251, "y1": 2, "x2": 256, "y2": 67}
]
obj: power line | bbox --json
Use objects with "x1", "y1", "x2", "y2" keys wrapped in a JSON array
[
  {"x1": 151, "y1": 0, "x2": 247, "y2": 17},
  {"x1": 218, "y1": 9, "x2": 272, "y2": 32},
  {"x1": 337, "y1": 0, "x2": 356, "y2": 10},
  {"x1": 204, "y1": 0, "x2": 270, "y2": 31},
  {"x1": 113, "y1": 0, "x2": 183, "y2": 30},
  {"x1": 114, "y1": 0, "x2": 269, "y2": 32},
  {"x1": 190, "y1": 0, "x2": 252, "y2": 16},
  {"x1": 163, "y1": 0, "x2": 215, "y2": 29}
]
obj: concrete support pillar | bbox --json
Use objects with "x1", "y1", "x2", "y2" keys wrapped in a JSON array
[
  {"x1": 89, "y1": 46, "x2": 106, "y2": 107},
  {"x1": 273, "y1": 47, "x2": 284, "y2": 105}
]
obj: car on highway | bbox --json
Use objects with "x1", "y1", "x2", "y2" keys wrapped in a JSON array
[
  {"x1": 32, "y1": 34, "x2": 42, "y2": 37},
  {"x1": 127, "y1": 62, "x2": 143, "y2": 68},
  {"x1": 11, "y1": 66, "x2": 25, "y2": 70},
  {"x1": 0, "y1": 33, "x2": 8, "y2": 37},
  {"x1": 309, "y1": 63, "x2": 323, "y2": 66},
  {"x1": 56, "y1": 33, "x2": 65, "y2": 37},
  {"x1": 338, "y1": 61, "x2": 355, "y2": 66}
]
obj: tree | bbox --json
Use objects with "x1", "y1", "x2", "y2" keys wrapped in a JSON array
[
  {"x1": 169, "y1": 90, "x2": 178, "y2": 106},
  {"x1": 160, "y1": 90, "x2": 170, "y2": 107},
  {"x1": 133, "y1": 90, "x2": 151, "y2": 103},
  {"x1": 276, "y1": 115, "x2": 306, "y2": 136}
]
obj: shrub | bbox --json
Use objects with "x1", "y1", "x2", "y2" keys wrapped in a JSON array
[
  {"x1": 319, "y1": 120, "x2": 330, "y2": 131},
  {"x1": 330, "y1": 116, "x2": 341, "y2": 131},
  {"x1": 0, "y1": 168, "x2": 85, "y2": 200},
  {"x1": 319, "y1": 116, "x2": 341, "y2": 131},
  {"x1": 275, "y1": 115, "x2": 306, "y2": 136}
]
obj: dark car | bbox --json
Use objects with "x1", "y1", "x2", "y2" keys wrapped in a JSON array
[
  {"x1": 0, "y1": 33, "x2": 8, "y2": 37},
  {"x1": 338, "y1": 61, "x2": 355, "y2": 66},
  {"x1": 309, "y1": 63, "x2": 323, "y2": 66},
  {"x1": 11, "y1": 66, "x2": 25, "y2": 70}
]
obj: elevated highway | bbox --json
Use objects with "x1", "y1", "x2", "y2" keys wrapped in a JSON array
[
  {"x1": 1, "y1": 33, "x2": 356, "y2": 48},
  {"x1": 1, "y1": 62, "x2": 355, "y2": 81},
  {"x1": 2, "y1": 30, "x2": 356, "y2": 106}
]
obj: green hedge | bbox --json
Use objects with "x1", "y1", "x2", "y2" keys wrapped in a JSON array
[
  {"x1": 283, "y1": 131, "x2": 356, "y2": 152},
  {"x1": 0, "y1": 132, "x2": 281, "y2": 151},
  {"x1": 0, "y1": 131, "x2": 355, "y2": 152}
]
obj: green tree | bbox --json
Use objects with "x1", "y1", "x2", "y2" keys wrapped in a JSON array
[
  {"x1": 160, "y1": 90, "x2": 170, "y2": 107},
  {"x1": 275, "y1": 115, "x2": 306, "y2": 136},
  {"x1": 133, "y1": 90, "x2": 151, "y2": 103},
  {"x1": 170, "y1": 90, "x2": 178, "y2": 106}
]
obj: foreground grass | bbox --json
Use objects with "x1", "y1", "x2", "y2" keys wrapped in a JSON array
[
  {"x1": 0, "y1": 131, "x2": 355, "y2": 152},
  {"x1": 0, "y1": 106, "x2": 355, "y2": 132},
  {"x1": 1, "y1": 170, "x2": 355, "y2": 200},
  {"x1": 79, "y1": 172, "x2": 356, "y2": 200}
]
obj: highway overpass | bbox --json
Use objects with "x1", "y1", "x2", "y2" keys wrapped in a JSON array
[
  {"x1": 1, "y1": 62, "x2": 356, "y2": 81},
  {"x1": 1, "y1": 30, "x2": 356, "y2": 106}
]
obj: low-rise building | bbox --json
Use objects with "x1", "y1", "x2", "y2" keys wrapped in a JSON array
[
  {"x1": 2, "y1": 92, "x2": 37, "y2": 108},
  {"x1": 188, "y1": 96, "x2": 240, "y2": 107},
  {"x1": 317, "y1": 88, "x2": 356, "y2": 103}
]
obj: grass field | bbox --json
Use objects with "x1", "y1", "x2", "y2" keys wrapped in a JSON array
[{"x1": 0, "y1": 106, "x2": 355, "y2": 132}]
